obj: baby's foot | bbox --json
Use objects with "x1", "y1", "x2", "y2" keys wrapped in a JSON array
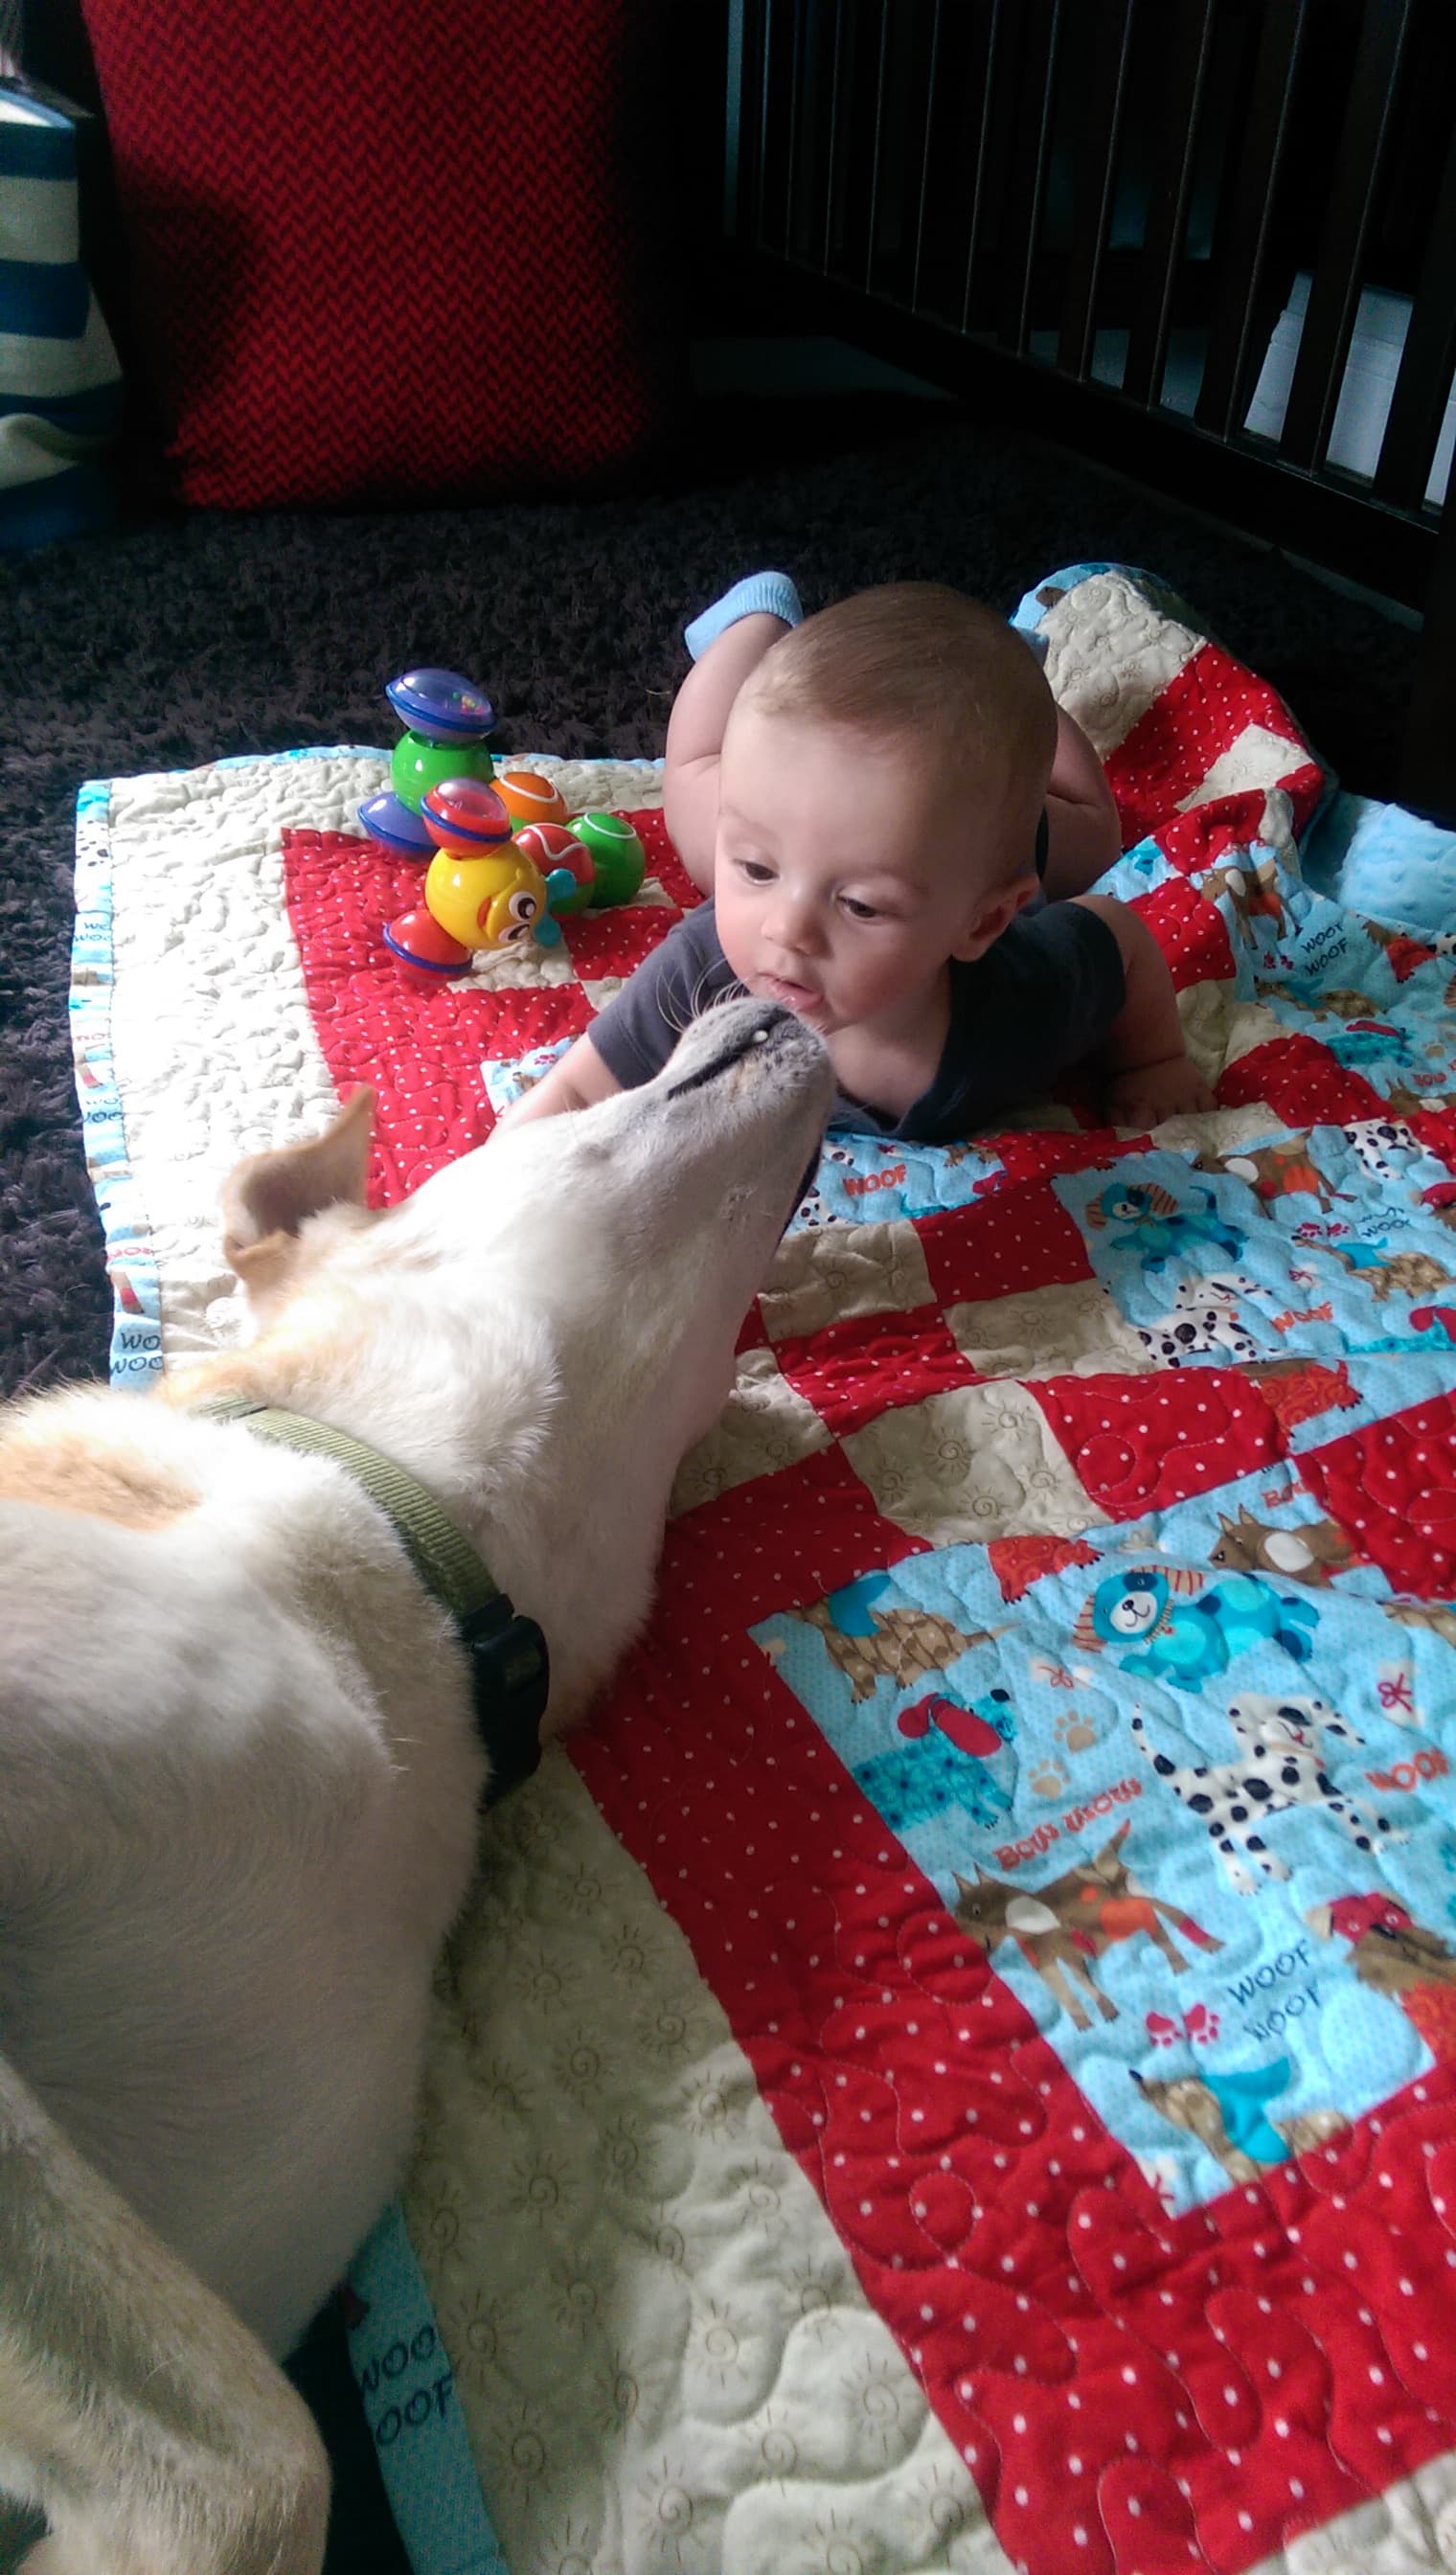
[{"x1": 685, "y1": 571, "x2": 803, "y2": 662}]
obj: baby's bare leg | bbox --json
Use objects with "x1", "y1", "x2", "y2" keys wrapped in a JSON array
[{"x1": 663, "y1": 612, "x2": 792, "y2": 894}]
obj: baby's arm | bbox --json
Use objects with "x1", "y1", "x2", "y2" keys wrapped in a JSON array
[
  {"x1": 493, "y1": 1032, "x2": 624, "y2": 1130},
  {"x1": 1042, "y1": 709, "x2": 1122, "y2": 900},
  {"x1": 1071, "y1": 895, "x2": 1216, "y2": 1128}
]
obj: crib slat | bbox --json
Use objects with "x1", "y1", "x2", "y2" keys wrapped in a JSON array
[
  {"x1": 1057, "y1": 0, "x2": 1137, "y2": 381},
  {"x1": 820, "y1": 0, "x2": 847, "y2": 273},
  {"x1": 951, "y1": 0, "x2": 1003, "y2": 332},
  {"x1": 782, "y1": 0, "x2": 805, "y2": 262},
  {"x1": 996, "y1": 0, "x2": 1060, "y2": 356},
  {"x1": 1195, "y1": 0, "x2": 1308, "y2": 442},
  {"x1": 1279, "y1": 0, "x2": 1416, "y2": 472},
  {"x1": 827, "y1": 0, "x2": 876, "y2": 284},
  {"x1": 862, "y1": 0, "x2": 892, "y2": 290},
  {"x1": 910, "y1": 0, "x2": 946, "y2": 313},
  {"x1": 1122, "y1": 0, "x2": 1216, "y2": 409},
  {"x1": 1374, "y1": 121, "x2": 1456, "y2": 511}
]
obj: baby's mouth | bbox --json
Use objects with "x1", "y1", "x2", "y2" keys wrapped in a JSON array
[{"x1": 758, "y1": 971, "x2": 823, "y2": 1016}]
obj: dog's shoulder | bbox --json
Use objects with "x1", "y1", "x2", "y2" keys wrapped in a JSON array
[{"x1": 0, "y1": 1384, "x2": 206, "y2": 1533}]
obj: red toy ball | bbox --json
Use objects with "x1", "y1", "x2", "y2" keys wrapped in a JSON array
[
  {"x1": 421, "y1": 777, "x2": 512, "y2": 855},
  {"x1": 516, "y1": 820, "x2": 593, "y2": 914},
  {"x1": 382, "y1": 904, "x2": 471, "y2": 984}
]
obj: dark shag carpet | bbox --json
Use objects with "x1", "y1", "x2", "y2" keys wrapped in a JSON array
[{"x1": 0, "y1": 390, "x2": 1422, "y2": 2570}]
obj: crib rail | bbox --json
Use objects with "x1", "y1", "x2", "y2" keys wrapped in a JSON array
[{"x1": 724, "y1": 0, "x2": 1456, "y2": 614}]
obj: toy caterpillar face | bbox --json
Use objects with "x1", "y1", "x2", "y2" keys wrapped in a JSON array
[
  {"x1": 1094, "y1": 1569, "x2": 1169, "y2": 1641},
  {"x1": 481, "y1": 879, "x2": 540, "y2": 946}
]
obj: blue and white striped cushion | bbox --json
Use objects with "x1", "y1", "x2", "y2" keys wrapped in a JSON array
[{"x1": 0, "y1": 83, "x2": 121, "y2": 549}]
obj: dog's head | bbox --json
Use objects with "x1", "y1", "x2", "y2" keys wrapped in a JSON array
[{"x1": 216, "y1": 997, "x2": 832, "y2": 1470}]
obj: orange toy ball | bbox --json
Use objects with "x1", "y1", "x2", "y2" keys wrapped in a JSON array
[
  {"x1": 516, "y1": 820, "x2": 594, "y2": 915},
  {"x1": 493, "y1": 768, "x2": 569, "y2": 831}
]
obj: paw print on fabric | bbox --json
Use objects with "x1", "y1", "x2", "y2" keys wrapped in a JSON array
[
  {"x1": 1055, "y1": 1709, "x2": 1099, "y2": 1754},
  {"x1": 1144, "y1": 2003, "x2": 1222, "y2": 2049},
  {"x1": 1030, "y1": 1755, "x2": 1069, "y2": 1799}
]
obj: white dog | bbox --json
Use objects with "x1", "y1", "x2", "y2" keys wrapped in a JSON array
[{"x1": 0, "y1": 998, "x2": 830, "y2": 2575}]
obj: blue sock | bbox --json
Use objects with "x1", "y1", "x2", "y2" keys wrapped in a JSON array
[{"x1": 684, "y1": 571, "x2": 803, "y2": 663}]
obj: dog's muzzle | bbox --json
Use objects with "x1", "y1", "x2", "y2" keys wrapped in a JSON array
[{"x1": 664, "y1": 998, "x2": 806, "y2": 1101}]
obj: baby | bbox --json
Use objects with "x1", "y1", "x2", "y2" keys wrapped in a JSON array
[{"x1": 501, "y1": 577, "x2": 1213, "y2": 1140}]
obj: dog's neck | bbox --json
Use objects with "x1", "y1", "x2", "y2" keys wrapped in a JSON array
[{"x1": 175, "y1": 1291, "x2": 694, "y2": 1729}]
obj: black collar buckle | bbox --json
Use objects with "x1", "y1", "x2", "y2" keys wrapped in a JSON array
[{"x1": 459, "y1": 1598, "x2": 549, "y2": 1805}]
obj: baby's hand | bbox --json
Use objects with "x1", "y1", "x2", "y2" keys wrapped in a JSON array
[{"x1": 1103, "y1": 1051, "x2": 1216, "y2": 1130}]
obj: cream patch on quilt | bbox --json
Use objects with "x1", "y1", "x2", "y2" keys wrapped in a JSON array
[
  {"x1": 944, "y1": 1276, "x2": 1152, "y2": 1381},
  {"x1": 102, "y1": 756, "x2": 364, "y2": 1360},
  {"x1": 406, "y1": 1749, "x2": 1015, "y2": 2575},
  {"x1": 1178, "y1": 979, "x2": 1287, "y2": 1081},
  {"x1": 1176, "y1": 725, "x2": 1310, "y2": 812},
  {"x1": 1036, "y1": 570, "x2": 1205, "y2": 759},
  {"x1": 841, "y1": 1380, "x2": 1109, "y2": 1548},
  {"x1": 671, "y1": 1346, "x2": 831, "y2": 1516},
  {"x1": 759, "y1": 1219, "x2": 937, "y2": 1343}
]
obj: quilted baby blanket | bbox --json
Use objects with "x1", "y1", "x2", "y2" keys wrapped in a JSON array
[{"x1": 73, "y1": 568, "x2": 1456, "y2": 2575}]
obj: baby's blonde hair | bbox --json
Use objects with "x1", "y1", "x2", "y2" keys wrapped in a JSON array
[{"x1": 739, "y1": 583, "x2": 1057, "y2": 869}]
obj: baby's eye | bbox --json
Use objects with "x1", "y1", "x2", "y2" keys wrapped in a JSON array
[
  {"x1": 840, "y1": 896, "x2": 881, "y2": 922},
  {"x1": 736, "y1": 858, "x2": 775, "y2": 884}
]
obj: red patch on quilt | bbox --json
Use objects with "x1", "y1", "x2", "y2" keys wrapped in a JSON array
[
  {"x1": 1033, "y1": 1367, "x2": 1282, "y2": 1517},
  {"x1": 1299, "y1": 1390, "x2": 1456, "y2": 1595},
  {"x1": 1218, "y1": 1034, "x2": 1388, "y2": 1126},
  {"x1": 564, "y1": 900, "x2": 680, "y2": 981},
  {"x1": 663, "y1": 1445, "x2": 928, "y2": 1629},
  {"x1": 918, "y1": 1184, "x2": 1095, "y2": 1307},
  {"x1": 1130, "y1": 875, "x2": 1237, "y2": 989},
  {"x1": 1103, "y1": 641, "x2": 1320, "y2": 849},
  {"x1": 775, "y1": 1304, "x2": 982, "y2": 1436}
]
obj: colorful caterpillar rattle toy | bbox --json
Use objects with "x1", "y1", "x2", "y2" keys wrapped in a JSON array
[{"x1": 358, "y1": 666, "x2": 647, "y2": 982}]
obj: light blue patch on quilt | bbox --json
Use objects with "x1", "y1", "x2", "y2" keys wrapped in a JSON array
[
  {"x1": 1303, "y1": 788, "x2": 1456, "y2": 942},
  {"x1": 479, "y1": 1040, "x2": 571, "y2": 1118},
  {"x1": 753, "y1": 1520, "x2": 1456, "y2": 2213}
]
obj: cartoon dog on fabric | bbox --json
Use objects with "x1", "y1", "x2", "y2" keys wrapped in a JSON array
[
  {"x1": 1075, "y1": 1563, "x2": 1318, "y2": 1689},
  {"x1": 1131, "y1": 1693, "x2": 1401, "y2": 1896},
  {"x1": 951, "y1": 1820, "x2": 1221, "y2": 2031},
  {"x1": 1133, "y1": 2057, "x2": 1346, "y2": 2184},
  {"x1": 1084, "y1": 1178, "x2": 1244, "y2": 1272},
  {"x1": 1308, "y1": 1891, "x2": 1456, "y2": 2061}
]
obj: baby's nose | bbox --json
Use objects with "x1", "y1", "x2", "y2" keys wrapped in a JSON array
[{"x1": 764, "y1": 886, "x2": 821, "y2": 952}]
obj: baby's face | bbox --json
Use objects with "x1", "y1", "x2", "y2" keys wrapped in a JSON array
[{"x1": 714, "y1": 701, "x2": 1035, "y2": 1039}]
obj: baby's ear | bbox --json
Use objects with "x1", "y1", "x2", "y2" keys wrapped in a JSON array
[{"x1": 949, "y1": 872, "x2": 1040, "y2": 962}]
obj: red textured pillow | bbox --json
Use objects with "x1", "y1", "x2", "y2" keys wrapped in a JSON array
[{"x1": 79, "y1": 0, "x2": 673, "y2": 508}]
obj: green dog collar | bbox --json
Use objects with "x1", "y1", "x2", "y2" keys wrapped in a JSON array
[{"x1": 196, "y1": 1394, "x2": 547, "y2": 1803}]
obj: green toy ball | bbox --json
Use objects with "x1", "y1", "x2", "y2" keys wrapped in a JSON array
[
  {"x1": 568, "y1": 809, "x2": 646, "y2": 908},
  {"x1": 391, "y1": 730, "x2": 494, "y2": 815}
]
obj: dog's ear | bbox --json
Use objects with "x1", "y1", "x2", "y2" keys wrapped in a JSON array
[{"x1": 222, "y1": 1088, "x2": 375, "y2": 1290}]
